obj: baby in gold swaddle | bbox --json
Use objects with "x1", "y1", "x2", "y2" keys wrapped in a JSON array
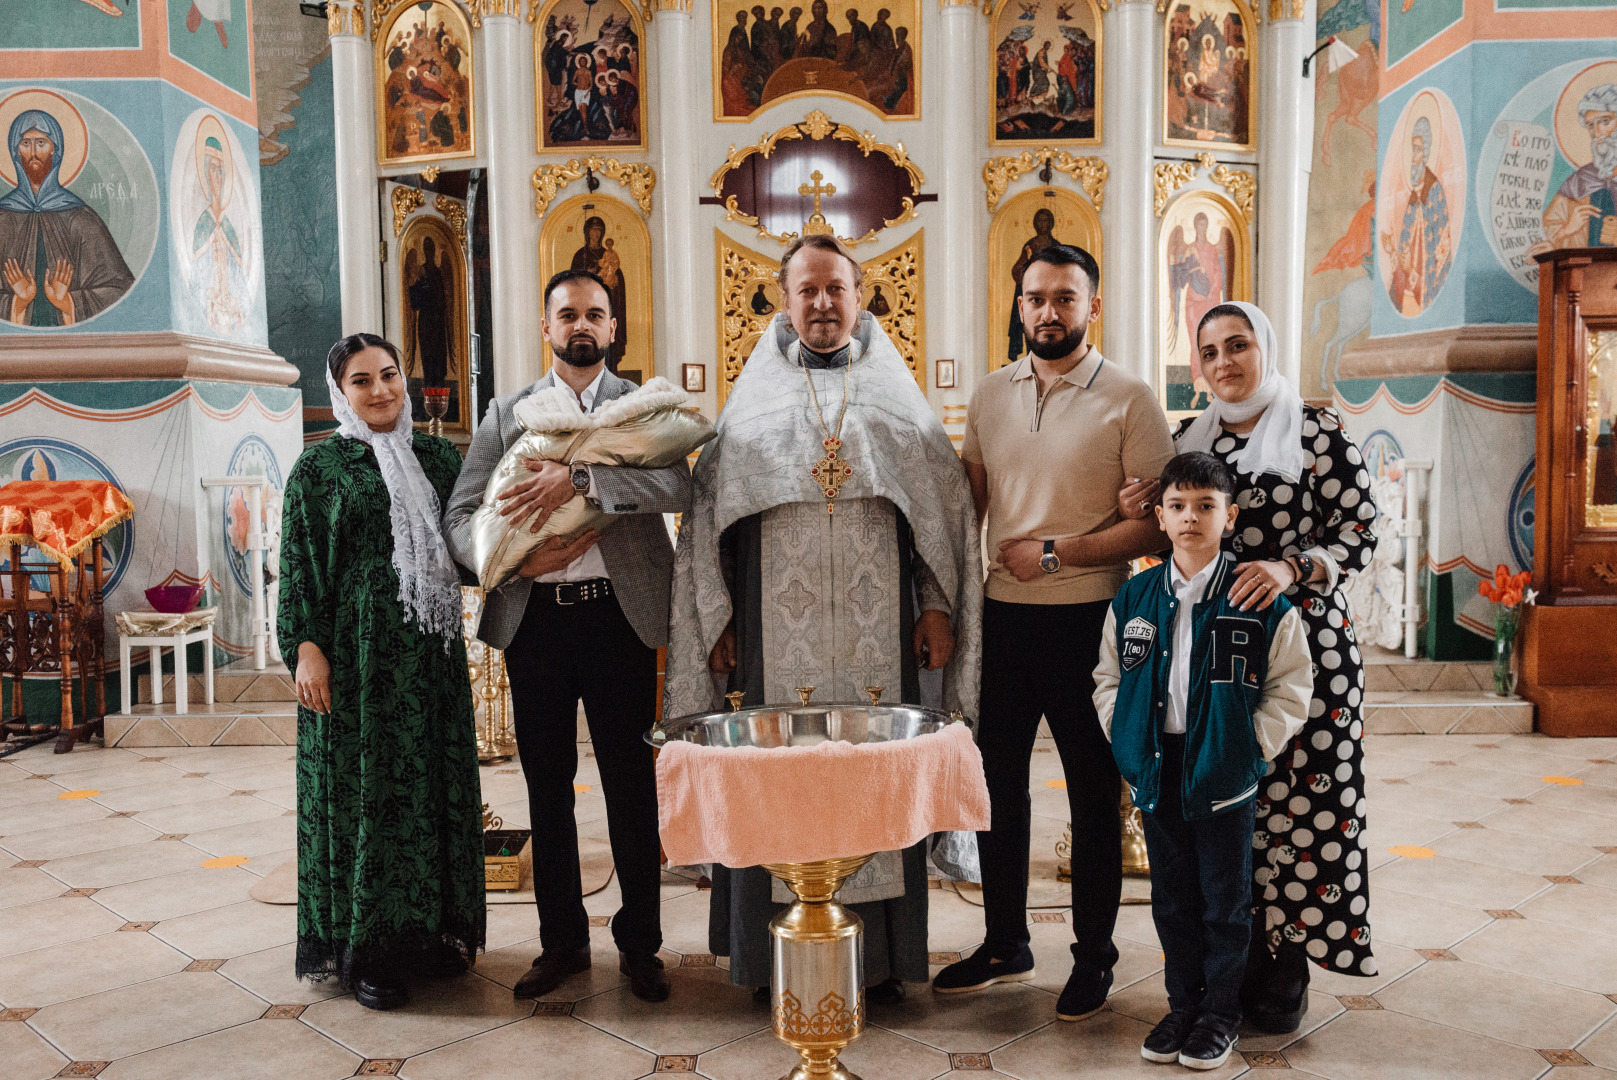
[{"x1": 469, "y1": 377, "x2": 715, "y2": 592}]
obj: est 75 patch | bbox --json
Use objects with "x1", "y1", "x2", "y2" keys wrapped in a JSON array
[{"x1": 1121, "y1": 617, "x2": 1156, "y2": 671}]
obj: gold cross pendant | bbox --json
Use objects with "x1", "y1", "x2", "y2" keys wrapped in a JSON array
[{"x1": 810, "y1": 436, "x2": 853, "y2": 514}]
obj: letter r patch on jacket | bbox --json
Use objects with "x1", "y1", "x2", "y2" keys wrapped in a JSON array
[{"x1": 1121, "y1": 617, "x2": 1155, "y2": 671}]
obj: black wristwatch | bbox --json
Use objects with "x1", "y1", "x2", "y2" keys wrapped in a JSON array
[
  {"x1": 1039, "y1": 540, "x2": 1061, "y2": 574},
  {"x1": 1290, "y1": 553, "x2": 1315, "y2": 583},
  {"x1": 570, "y1": 463, "x2": 591, "y2": 495}
]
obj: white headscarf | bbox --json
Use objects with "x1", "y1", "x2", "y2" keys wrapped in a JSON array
[
  {"x1": 1176, "y1": 300, "x2": 1306, "y2": 483},
  {"x1": 324, "y1": 356, "x2": 463, "y2": 642}
]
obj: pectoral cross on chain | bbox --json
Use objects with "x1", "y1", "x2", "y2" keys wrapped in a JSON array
[
  {"x1": 811, "y1": 437, "x2": 853, "y2": 514},
  {"x1": 799, "y1": 170, "x2": 836, "y2": 236}
]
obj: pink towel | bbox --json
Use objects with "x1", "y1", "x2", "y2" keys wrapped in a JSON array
[{"x1": 655, "y1": 722, "x2": 991, "y2": 867}]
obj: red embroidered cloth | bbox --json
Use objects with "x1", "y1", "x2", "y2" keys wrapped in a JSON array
[{"x1": 0, "y1": 481, "x2": 134, "y2": 566}]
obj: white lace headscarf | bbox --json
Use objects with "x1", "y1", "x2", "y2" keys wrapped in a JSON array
[
  {"x1": 325, "y1": 337, "x2": 463, "y2": 642},
  {"x1": 1176, "y1": 300, "x2": 1306, "y2": 483}
]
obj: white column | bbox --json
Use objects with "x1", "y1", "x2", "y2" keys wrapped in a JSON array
[
  {"x1": 1104, "y1": 0, "x2": 1157, "y2": 387},
  {"x1": 655, "y1": 3, "x2": 700, "y2": 379},
  {"x1": 328, "y1": 1, "x2": 383, "y2": 334},
  {"x1": 1256, "y1": 0, "x2": 1317, "y2": 388},
  {"x1": 482, "y1": 7, "x2": 540, "y2": 395},
  {"x1": 936, "y1": 1, "x2": 979, "y2": 404}
]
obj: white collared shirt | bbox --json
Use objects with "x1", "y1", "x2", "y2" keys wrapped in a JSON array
[
  {"x1": 536, "y1": 367, "x2": 610, "y2": 584},
  {"x1": 1166, "y1": 554, "x2": 1220, "y2": 735}
]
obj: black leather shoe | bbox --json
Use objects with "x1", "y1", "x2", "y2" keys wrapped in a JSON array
[
  {"x1": 619, "y1": 951, "x2": 670, "y2": 1003},
  {"x1": 1140, "y1": 1009, "x2": 1198, "y2": 1063},
  {"x1": 418, "y1": 940, "x2": 469, "y2": 979},
  {"x1": 1179, "y1": 1021, "x2": 1237, "y2": 1070},
  {"x1": 1055, "y1": 965, "x2": 1113, "y2": 1021},
  {"x1": 754, "y1": 984, "x2": 771, "y2": 1004},
  {"x1": 513, "y1": 947, "x2": 591, "y2": 999},
  {"x1": 1247, "y1": 991, "x2": 1308, "y2": 1034},
  {"x1": 356, "y1": 976, "x2": 409, "y2": 1011},
  {"x1": 865, "y1": 977, "x2": 905, "y2": 1005},
  {"x1": 931, "y1": 944, "x2": 1036, "y2": 994}
]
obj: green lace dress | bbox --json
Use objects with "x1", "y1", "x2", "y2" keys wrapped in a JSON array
[{"x1": 276, "y1": 432, "x2": 486, "y2": 985}]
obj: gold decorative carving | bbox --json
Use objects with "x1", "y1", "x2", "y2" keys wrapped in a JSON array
[
  {"x1": 531, "y1": 158, "x2": 657, "y2": 219},
  {"x1": 1151, "y1": 153, "x2": 1255, "y2": 222},
  {"x1": 1210, "y1": 162, "x2": 1256, "y2": 222},
  {"x1": 391, "y1": 185, "x2": 425, "y2": 236},
  {"x1": 1153, "y1": 152, "x2": 1213, "y2": 216},
  {"x1": 1268, "y1": 0, "x2": 1297, "y2": 18},
  {"x1": 982, "y1": 149, "x2": 1108, "y2": 213},
  {"x1": 1587, "y1": 331, "x2": 1617, "y2": 529},
  {"x1": 370, "y1": 0, "x2": 417, "y2": 39},
  {"x1": 465, "y1": 0, "x2": 522, "y2": 24},
  {"x1": 716, "y1": 230, "x2": 925, "y2": 407},
  {"x1": 329, "y1": 0, "x2": 366, "y2": 35},
  {"x1": 776, "y1": 991, "x2": 862, "y2": 1040},
  {"x1": 435, "y1": 194, "x2": 468, "y2": 246},
  {"x1": 419, "y1": 165, "x2": 441, "y2": 183}
]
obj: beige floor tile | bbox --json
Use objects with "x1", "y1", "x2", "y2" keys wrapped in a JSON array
[
  {"x1": 150, "y1": 899, "x2": 296, "y2": 959},
  {"x1": 1403, "y1": 764, "x2": 1547, "y2": 801},
  {"x1": 92, "y1": 864, "x2": 259, "y2": 922},
  {"x1": 1455, "y1": 918, "x2": 1617, "y2": 995},
  {"x1": 0, "y1": 866, "x2": 67, "y2": 909},
  {"x1": 1361, "y1": 807, "x2": 1460, "y2": 860},
  {"x1": 570, "y1": 964, "x2": 767, "y2": 1055},
  {"x1": 398, "y1": 1015, "x2": 652, "y2": 1080},
  {"x1": 201, "y1": 761, "x2": 296, "y2": 792},
  {"x1": 42, "y1": 838, "x2": 215, "y2": 890},
  {"x1": 240, "y1": 848, "x2": 293, "y2": 878},
  {"x1": 700, "y1": 1023, "x2": 950, "y2": 1080},
  {"x1": 0, "y1": 795, "x2": 119, "y2": 838},
  {"x1": 1370, "y1": 854, "x2": 1550, "y2": 911},
  {"x1": 249, "y1": 783, "x2": 297, "y2": 811},
  {"x1": 1501, "y1": 735, "x2": 1617, "y2": 759},
  {"x1": 89, "y1": 776, "x2": 241, "y2": 814},
  {"x1": 1024, "y1": 918, "x2": 1161, "y2": 997},
  {"x1": 1540, "y1": 1068, "x2": 1617, "y2": 1080},
  {"x1": 866, "y1": 981, "x2": 1054, "y2": 1054},
  {"x1": 99, "y1": 1016, "x2": 362, "y2": 1080},
  {"x1": 655, "y1": 889, "x2": 715, "y2": 957},
  {"x1": 301, "y1": 971, "x2": 534, "y2": 1058},
  {"x1": 1363, "y1": 886, "x2": 1492, "y2": 950},
  {"x1": 474, "y1": 938, "x2": 627, "y2": 1001},
  {"x1": 924, "y1": 888, "x2": 990, "y2": 954},
  {"x1": 1362, "y1": 753, "x2": 1431, "y2": 780},
  {"x1": 0, "y1": 931, "x2": 190, "y2": 1008},
  {"x1": 181, "y1": 814, "x2": 296, "y2": 857},
  {"x1": 1534, "y1": 782, "x2": 1617, "y2": 820},
  {"x1": 1285, "y1": 1005, "x2": 1558, "y2": 1080},
  {"x1": 1579, "y1": 855, "x2": 1617, "y2": 891},
  {"x1": 1458, "y1": 745, "x2": 1600, "y2": 779},
  {"x1": 1485, "y1": 803, "x2": 1617, "y2": 851},
  {"x1": 1368, "y1": 735, "x2": 1495, "y2": 761},
  {"x1": 1376, "y1": 956, "x2": 1616, "y2": 1048},
  {"x1": 1582, "y1": 1013, "x2": 1617, "y2": 1070},
  {"x1": 483, "y1": 902, "x2": 543, "y2": 952},
  {"x1": 1521, "y1": 884, "x2": 1617, "y2": 939},
  {"x1": 218, "y1": 942, "x2": 347, "y2": 1006},
  {"x1": 1429, "y1": 827, "x2": 1603, "y2": 878},
  {"x1": 0, "y1": 815, "x2": 160, "y2": 862},
  {"x1": 1311, "y1": 940, "x2": 1424, "y2": 995},
  {"x1": 993, "y1": 1008, "x2": 1246, "y2": 1079},
  {"x1": 151, "y1": 745, "x2": 293, "y2": 772},
  {"x1": 0, "y1": 1019, "x2": 70, "y2": 1080},
  {"x1": 46, "y1": 759, "x2": 183, "y2": 792},
  {"x1": 10, "y1": 745, "x2": 145, "y2": 774},
  {"x1": 27, "y1": 970, "x2": 268, "y2": 1060},
  {"x1": 1582, "y1": 764, "x2": 1617, "y2": 790},
  {"x1": 0, "y1": 895, "x2": 125, "y2": 958},
  {"x1": 1371, "y1": 782, "x2": 1512, "y2": 824},
  {"x1": 0, "y1": 779, "x2": 53, "y2": 810},
  {"x1": 1111, "y1": 902, "x2": 1161, "y2": 951},
  {"x1": 134, "y1": 794, "x2": 287, "y2": 836}
]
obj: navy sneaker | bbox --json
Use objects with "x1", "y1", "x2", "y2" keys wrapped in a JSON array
[
  {"x1": 930, "y1": 944, "x2": 1035, "y2": 994},
  {"x1": 1179, "y1": 1021, "x2": 1237, "y2": 1071},
  {"x1": 1140, "y1": 1009, "x2": 1198, "y2": 1063},
  {"x1": 1055, "y1": 965, "x2": 1113, "y2": 1021}
]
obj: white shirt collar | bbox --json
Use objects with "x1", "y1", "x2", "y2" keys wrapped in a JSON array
[
  {"x1": 562, "y1": 367, "x2": 608, "y2": 413},
  {"x1": 1169, "y1": 553, "x2": 1220, "y2": 598}
]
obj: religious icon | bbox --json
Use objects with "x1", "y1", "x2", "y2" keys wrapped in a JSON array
[
  {"x1": 539, "y1": 194, "x2": 654, "y2": 382},
  {"x1": 396, "y1": 210, "x2": 471, "y2": 433},
  {"x1": 712, "y1": 0, "x2": 920, "y2": 122},
  {"x1": 1376, "y1": 88, "x2": 1462, "y2": 318},
  {"x1": 683, "y1": 363, "x2": 707, "y2": 392},
  {"x1": 1540, "y1": 63, "x2": 1617, "y2": 254},
  {"x1": 1163, "y1": 0, "x2": 1253, "y2": 150},
  {"x1": 0, "y1": 88, "x2": 144, "y2": 328},
  {"x1": 935, "y1": 358, "x2": 956, "y2": 389},
  {"x1": 377, "y1": 0, "x2": 475, "y2": 166},
  {"x1": 1158, "y1": 188, "x2": 1249, "y2": 414},
  {"x1": 990, "y1": 0, "x2": 1101, "y2": 145},
  {"x1": 986, "y1": 186, "x2": 1101, "y2": 369},
  {"x1": 170, "y1": 111, "x2": 255, "y2": 337},
  {"x1": 536, "y1": 0, "x2": 645, "y2": 151}
]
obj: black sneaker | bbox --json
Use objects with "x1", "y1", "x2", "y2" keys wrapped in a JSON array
[
  {"x1": 1140, "y1": 1009, "x2": 1198, "y2": 1063},
  {"x1": 930, "y1": 944, "x2": 1035, "y2": 994},
  {"x1": 1179, "y1": 1022, "x2": 1237, "y2": 1071},
  {"x1": 1055, "y1": 965, "x2": 1113, "y2": 1021}
]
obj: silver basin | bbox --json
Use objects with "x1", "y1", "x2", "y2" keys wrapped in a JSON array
[{"x1": 648, "y1": 702, "x2": 959, "y2": 749}]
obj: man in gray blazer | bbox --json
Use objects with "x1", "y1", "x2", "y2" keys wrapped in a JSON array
[{"x1": 444, "y1": 270, "x2": 691, "y2": 1005}]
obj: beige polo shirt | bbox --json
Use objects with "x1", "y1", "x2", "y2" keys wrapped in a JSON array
[{"x1": 962, "y1": 348, "x2": 1175, "y2": 605}]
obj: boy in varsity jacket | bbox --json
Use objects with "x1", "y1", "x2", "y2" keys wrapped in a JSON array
[{"x1": 1094, "y1": 452, "x2": 1313, "y2": 1071}]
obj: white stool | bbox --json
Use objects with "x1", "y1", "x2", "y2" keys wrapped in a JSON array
[{"x1": 115, "y1": 607, "x2": 219, "y2": 715}]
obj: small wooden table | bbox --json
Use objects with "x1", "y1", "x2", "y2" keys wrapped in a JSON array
[{"x1": 114, "y1": 608, "x2": 218, "y2": 716}]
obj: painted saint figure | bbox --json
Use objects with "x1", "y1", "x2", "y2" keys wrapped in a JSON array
[
  {"x1": 1380, "y1": 115, "x2": 1451, "y2": 316},
  {"x1": 0, "y1": 109, "x2": 134, "y2": 327},
  {"x1": 1541, "y1": 84, "x2": 1617, "y2": 250},
  {"x1": 570, "y1": 215, "x2": 628, "y2": 367},
  {"x1": 1006, "y1": 206, "x2": 1059, "y2": 361},
  {"x1": 190, "y1": 129, "x2": 246, "y2": 335},
  {"x1": 407, "y1": 235, "x2": 451, "y2": 386}
]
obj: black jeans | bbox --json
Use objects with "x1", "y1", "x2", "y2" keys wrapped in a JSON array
[
  {"x1": 504, "y1": 585, "x2": 662, "y2": 956},
  {"x1": 977, "y1": 597, "x2": 1120, "y2": 977},
  {"x1": 1143, "y1": 733, "x2": 1256, "y2": 1031}
]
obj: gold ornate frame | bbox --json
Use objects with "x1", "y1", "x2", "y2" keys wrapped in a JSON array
[
  {"x1": 709, "y1": 0, "x2": 921, "y2": 123},
  {"x1": 375, "y1": 0, "x2": 478, "y2": 167},
  {"x1": 1152, "y1": 151, "x2": 1255, "y2": 219},
  {"x1": 538, "y1": 193, "x2": 656, "y2": 380},
  {"x1": 396, "y1": 210, "x2": 474, "y2": 435},
  {"x1": 533, "y1": 156, "x2": 657, "y2": 218},
  {"x1": 1156, "y1": 187, "x2": 1252, "y2": 419},
  {"x1": 986, "y1": 186, "x2": 1102, "y2": 372},
  {"x1": 531, "y1": 0, "x2": 650, "y2": 154},
  {"x1": 709, "y1": 109, "x2": 923, "y2": 248},
  {"x1": 714, "y1": 228, "x2": 925, "y2": 409},
  {"x1": 1160, "y1": 0, "x2": 1256, "y2": 153},
  {"x1": 983, "y1": 147, "x2": 1108, "y2": 213},
  {"x1": 987, "y1": 0, "x2": 1104, "y2": 147}
]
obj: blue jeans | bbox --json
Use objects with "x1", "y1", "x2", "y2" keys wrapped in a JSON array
[{"x1": 1143, "y1": 733, "x2": 1256, "y2": 1031}]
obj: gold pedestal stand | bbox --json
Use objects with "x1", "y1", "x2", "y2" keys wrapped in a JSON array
[
  {"x1": 461, "y1": 587, "x2": 517, "y2": 764},
  {"x1": 759, "y1": 855, "x2": 873, "y2": 1080},
  {"x1": 1057, "y1": 781, "x2": 1151, "y2": 882}
]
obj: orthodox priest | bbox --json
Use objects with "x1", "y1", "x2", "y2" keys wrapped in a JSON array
[{"x1": 664, "y1": 234, "x2": 982, "y2": 1005}]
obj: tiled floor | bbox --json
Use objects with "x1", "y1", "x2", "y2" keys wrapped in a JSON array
[{"x1": 0, "y1": 731, "x2": 1614, "y2": 1079}]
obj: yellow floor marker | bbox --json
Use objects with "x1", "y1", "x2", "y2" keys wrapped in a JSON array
[
  {"x1": 574, "y1": 783, "x2": 592, "y2": 794},
  {"x1": 1044, "y1": 779, "x2": 1067, "y2": 789},
  {"x1": 1388, "y1": 845, "x2": 1435, "y2": 859},
  {"x1": 1542, "y1": 776, "x2": 1583, "y2": 786},
  {"x1": 58, "y1": 789, "x2": 99, "y2": 799},
  {"x1": 201, "y1": 855, "x2": 251, "y2": 868}
]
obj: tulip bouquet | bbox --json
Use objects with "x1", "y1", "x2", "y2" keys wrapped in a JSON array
[{"x1": 1478, "y1": 565, "x2": 1534, "y2": 696}]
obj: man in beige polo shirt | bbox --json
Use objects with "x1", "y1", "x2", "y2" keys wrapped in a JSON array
[{"x1": 934, "y1": 243, "x2": 1174, "y2": 1020}]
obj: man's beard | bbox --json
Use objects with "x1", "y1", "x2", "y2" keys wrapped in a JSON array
[
  {"x1": 800, "y1": 316, "x2": 850, "y2": 352},
  {"x1": 1409, "y1": 156, "x2": 1426, "y2": 187},
  {"x1": 21, "y1": 159, "x2": 50, "y2": 189},
  {"x1": 1027, "y1": 321, "x2": 1086, "y2": 361},
  {"x1": 1594, "y1": 132, "x2": 1617, "y2": 180},
  {"x1": 556, "y1": 336, "x2": 603, "y2": 367}
]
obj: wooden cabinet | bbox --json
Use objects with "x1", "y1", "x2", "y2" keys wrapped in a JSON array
[{"x1": 1522, "y1": 248, "x2": 1617, "y2": 736}]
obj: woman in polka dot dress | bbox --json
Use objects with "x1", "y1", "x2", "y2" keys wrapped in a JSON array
[{"x1": 1119, "y1": 301, "x2": 1378, "y2": 1033}]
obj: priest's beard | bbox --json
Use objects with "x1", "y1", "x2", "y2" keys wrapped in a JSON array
[
  {"x1": 1027, "y1": 321, "x2": 1088, "y2": 361},
  {"x1": 556, "y1": 336, "x2": 604, "y2": 367}
]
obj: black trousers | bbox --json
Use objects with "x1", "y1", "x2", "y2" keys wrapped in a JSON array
[
  {"x1": 977, "y1": 597, "x2": 1120, "y2": 975},
  {"x1": 504, "y1": 586, "x2": 662, "y2": 956},
  {"x1": 1144, "y1": 733, "x2": 1255, "y2": 1030}
]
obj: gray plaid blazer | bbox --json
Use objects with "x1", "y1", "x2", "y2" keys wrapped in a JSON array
[{"x1": 443, "y1": 371, "x2": 693, "y2": 650}]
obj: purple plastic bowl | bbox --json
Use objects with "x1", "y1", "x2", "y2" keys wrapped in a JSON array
[{"x1": 145, "y1": 585, "x2": 205, "y2": 613}]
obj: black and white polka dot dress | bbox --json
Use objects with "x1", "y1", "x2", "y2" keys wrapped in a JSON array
[{"x1": 1174, "y1": 405, "x2": 1380, "y2": 977}]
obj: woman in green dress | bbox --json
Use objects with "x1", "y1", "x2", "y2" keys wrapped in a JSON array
[{"x1": 277, "y1": 333, "x2": 485, "y2": 1011}]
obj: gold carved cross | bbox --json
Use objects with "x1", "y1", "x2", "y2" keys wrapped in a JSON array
[
  {"x1": 799, "y1": 170, "x2": 836, "y2": 236},
  {"x1": 810, "y1": 436, "x2": 854, "y2": 514}
]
